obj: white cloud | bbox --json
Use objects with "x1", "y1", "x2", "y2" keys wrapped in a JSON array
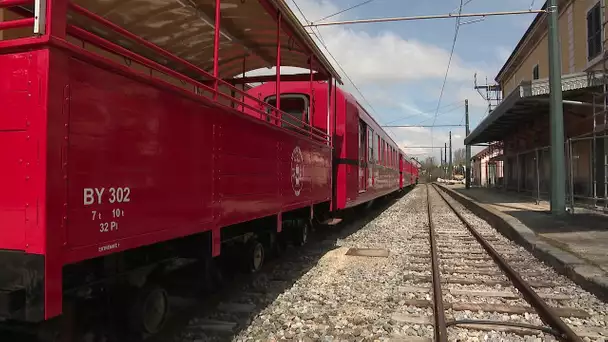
[
  {"x1": 288, "y1": 0, "x2": 485, "y2": 86},
  {"x1": 271, "y1": 0, "x2": 499, "y2": 161}
]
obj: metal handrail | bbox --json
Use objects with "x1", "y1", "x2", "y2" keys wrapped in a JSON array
[
  {"x1": 65, "y1": 2, "x2": 330, "y2": 144},
  {"x1": 0, "y1": 0, "x2": 35, "y2": 31},
  {"x1": 0, "y1": 16, "x2": 32, "y2": 30},
  {"x1": 0, "y1": 0, "x2": 32, "y2": 8},
  {"x1": 215, "y1": 78, "x2": 329, "y2": 140}
]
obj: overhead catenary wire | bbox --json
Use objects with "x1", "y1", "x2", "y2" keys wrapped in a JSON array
[
  {"x1": 300, "y1": 5, "x2": 546, "y2": 162},
  {"x1": 315, "y1": 0, "x2": 378, "y2": 23},
  {"x1": 430, "y1": 0, "x2": 464, "y2": 152},
  {"x1": 450, "y1": 0, "x2": 474, "y2": 14},
  {"x1": 304, "y1": 9, "x2": 546, "y2": 27},
  {"x1": 291, "y1": 0, "x2": 309, "y2": 23},
  {"x1": 411, "y1": 104, "x2": 465, "y2": 126},
  {"x1": 290, "y1": 1, "x2": 394, "y2": 140},
  {"x1": 383, "y1": 101, "x2": 463, "y2": 125}
]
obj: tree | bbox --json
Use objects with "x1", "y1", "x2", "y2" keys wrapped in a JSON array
[
  {"x1": 422, "y1": 156, "x2": 437, "y2": 168},
  {"x1": 453, "y1": 148, "x2": 466, "y2": 176},
  {"x1": 453, "y1": 148, "x2": 466, "y2": 166},
  {"x1": 420, "y1": 156, "x2": 444, "y2": 182}
]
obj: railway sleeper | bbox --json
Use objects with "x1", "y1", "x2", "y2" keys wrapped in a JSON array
[{"x1": 392, "y1": 299, "x2": 589, "y2": 319}]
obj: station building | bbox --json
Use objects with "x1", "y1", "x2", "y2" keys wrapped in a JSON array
[
  {"x1": 471, "y1": 144, "x2": 504, "y2": 188},
  {"x1": 465, "y1": 0, "x2": 608, "y2": 209}
]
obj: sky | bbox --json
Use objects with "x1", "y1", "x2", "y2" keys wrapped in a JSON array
[{"x1": 262, "y1": 0, "x2": 542, "y2": 163}]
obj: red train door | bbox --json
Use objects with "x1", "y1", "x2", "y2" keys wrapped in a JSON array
[{"x1": 358, "y1": 120, "x2": 367, "y2": 192}]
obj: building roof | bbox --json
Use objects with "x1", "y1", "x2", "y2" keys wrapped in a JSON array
[
  {"x1": 495, "y1": 0, "x2": 570, "y2": 83},
  {"x1": 465, "y1": 71, "x2": 603, "y2": 145},
  {"x1": 70, "y1": 0, "x2": 343, "y2": 83}
]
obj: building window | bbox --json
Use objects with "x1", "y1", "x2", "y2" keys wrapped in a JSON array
[
  {"x1": 587, "y1": 2, "x2": 602, "y2": 61},
  {"x1": 532, "y1": 64, "x2": 539, "y2": 80}
]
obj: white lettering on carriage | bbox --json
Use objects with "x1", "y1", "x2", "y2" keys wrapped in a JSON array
[
  {"x1": 83, "y1": 187, "x2": 130, "y2": 205},
  {"x1": 98, "y1": 242, "x2": 120, "y2": 253}
]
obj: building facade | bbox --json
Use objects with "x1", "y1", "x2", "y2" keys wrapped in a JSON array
[
  {"x1": 466, "y1": 0, "x2": 608, "y2": 209},
  {"x1": 471, "y1": 145, "x2": 504, "y2": 188}
]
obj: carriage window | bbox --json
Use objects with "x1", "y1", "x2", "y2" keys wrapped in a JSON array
[{"x1": 265, "y1": 94, "x2": 309, "y2": 132}]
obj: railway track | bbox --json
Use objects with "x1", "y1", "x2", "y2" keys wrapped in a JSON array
[
  {"x1": 178, "y1": 185, "x2": 606, "y2": 342},
  {"x1": 426, "y1": 184, "x2": 607, "y2": 341}
]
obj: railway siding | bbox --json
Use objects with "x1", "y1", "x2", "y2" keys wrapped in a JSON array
[
  {"x1": 431, "y1": 184, "x2": 608, "y2": 341},
  {"x1": 436, "y1": 183, "x2": 608, "y2": 303}
]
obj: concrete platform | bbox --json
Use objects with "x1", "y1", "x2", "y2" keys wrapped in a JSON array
[{"x1": 436, "y1": 183, "x2": 608, "y2": 302}]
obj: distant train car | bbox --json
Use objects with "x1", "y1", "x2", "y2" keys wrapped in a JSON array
[{"x1": 245, "y1": 81, "x2": 416, "y2": 213}]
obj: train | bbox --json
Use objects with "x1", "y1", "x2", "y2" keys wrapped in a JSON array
[{"x1": 0, "y1": 0, "x2": 418, "y2": 339}]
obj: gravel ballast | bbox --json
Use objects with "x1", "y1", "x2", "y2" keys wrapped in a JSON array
[{"x1": 178, "y1": 185, "x2": 608, "y2": 342}]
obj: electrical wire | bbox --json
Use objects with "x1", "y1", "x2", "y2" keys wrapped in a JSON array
[
  {"x1": 315, "y1": 0, "x2": 378, "y2": 23},
  {"x1": 291, "y1": 0, "x2": 310, "y2": 23},
  {"x1": 292, "y1": 1, "x2": 375, "y2": 118},
  {"x1": 291, "y1": 1, "x2": 399, "y2": 143},
  {"x1": 309, "y1": 28, "x2": 381, "y2": 120},
  {"x1": 450, "y1": 0, "x2": 474, "y2": 14},
  {"x1": 430, "y1": 0, "x2": 464, "y2": 148},
  {"x1": 414, "y1": 104, "x2": 465, "y2": 125},
  {"x1": 384, "y1": 101, "x2": 463, "y2": 125}
]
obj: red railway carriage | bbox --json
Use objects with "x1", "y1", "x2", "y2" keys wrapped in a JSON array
[
  {"x1": 244, "y1": 81, "x2": 415, "y2": 211},
  {"x1": 0, "y1": 0, "x2": 344, "y2": 334}
]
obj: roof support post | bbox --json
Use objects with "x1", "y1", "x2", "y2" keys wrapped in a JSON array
[
  {"x1": 275, "y1": 10, "x2": 282, "y2": 126},
  {"x1": 241, "y1": 56, "x2": 246, "y2": 112},
  {"x1": 465, "y1": 99, "x2": 471, "y2": 189},
  {"x1": 48, "y1": 0, "x2": 67, "y2": 38},
  {"x1": 547, "y1": 0, "x2": 566, "y2": 215},
  {"x1": 449, "y1": 131, "x2": 452, "y2": 178},
  {"x1": 309, "y1": 55, "x2": 314, "y2": 137},
  {"x1": 328, "y1": 77, "x2": 333, "y2": 146},
  {"x1": 212, "y1": 0, "x2": 221, "y2": 101}
]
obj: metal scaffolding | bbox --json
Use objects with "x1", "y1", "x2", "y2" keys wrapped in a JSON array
[{"x1": 564, "y1": 12, "x2": 608, "y2": 213}]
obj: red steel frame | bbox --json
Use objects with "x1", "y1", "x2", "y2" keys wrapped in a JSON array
[
  {"x1": 0, "y1": 0, "x2": 337, "y2": 322},
  {"x1": 0, "y1": 0, "x2": 329, "y2": 142}
]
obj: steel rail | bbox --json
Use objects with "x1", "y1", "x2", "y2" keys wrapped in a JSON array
[
  {"x1": 431, "y1": 184, "x2": 583, "y2": 342},
  {"x1": 446, "y1": 319, "x2": 560, "y2": 335},
  {"x1": 426, "y1": 184, "x2": 448, "y2": 342}
]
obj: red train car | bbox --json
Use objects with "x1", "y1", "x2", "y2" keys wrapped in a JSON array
[
  {"x1": 0, "y1": 0, "x2": 417, "y2": 338},
  {"x1": 0, "y1": 0, "x2": 344, "y2": 336},
  {"x1": 244, "y1": 81, "x2": 416, "y2": 212}
]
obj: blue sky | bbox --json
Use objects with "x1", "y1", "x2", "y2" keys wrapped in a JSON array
[{"x1": 284, "y1": 0, "x2": 541, "y2": 162}]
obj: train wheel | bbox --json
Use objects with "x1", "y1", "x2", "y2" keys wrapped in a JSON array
[
  {"x1": 273, "y1": 232, "x2": 287, "y2": 257},
  {"x1": 293, "y1": 220, "x2": 310, "y2": 247},
  {"x1": 247, "y1": 240, "x2": 265, "y2": 273},
  {"x1": 37, "y1": 301, "x2": 77, "y2": 342},
  {"x1": 203, "y1": 255, "x2": 224, "y2": 292},
  {"x1": 129, "y1": 284, "x2": 169, "y2": 336},
  {"x1": 37, "y1": 325, "x2": 62, "y2": 342}
]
